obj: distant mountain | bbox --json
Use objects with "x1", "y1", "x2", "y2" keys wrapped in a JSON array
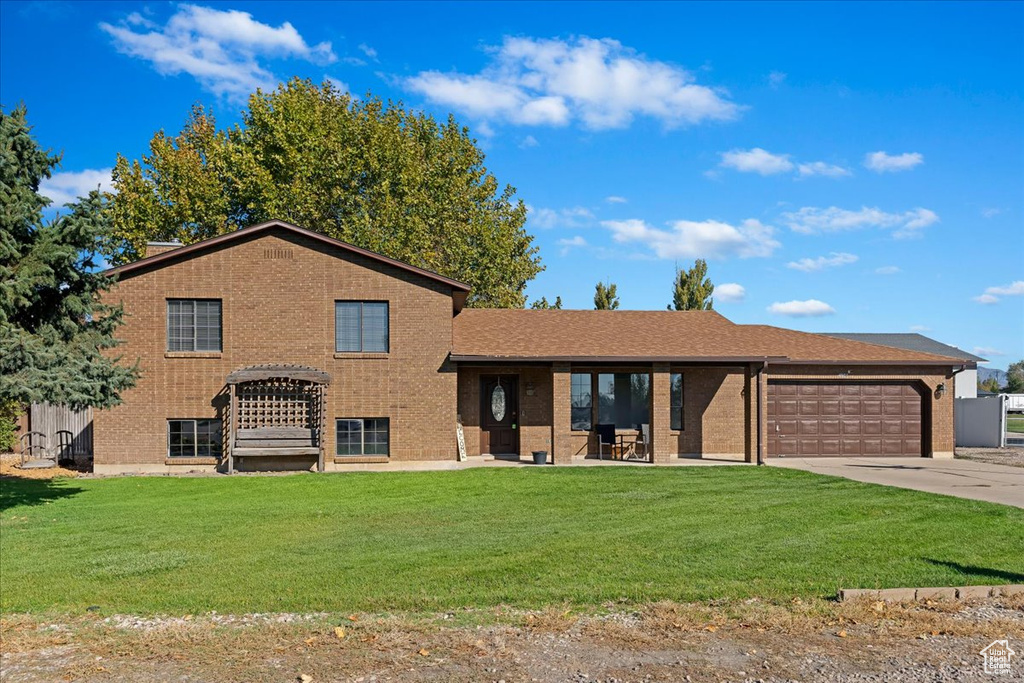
[{"x1": 978, "y1": 367, "x2": 1008, "y2": 385}]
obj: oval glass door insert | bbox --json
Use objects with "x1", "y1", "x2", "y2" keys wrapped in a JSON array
[{"x1": 491, "y1": 384, "x2": 507, "y2": 422}]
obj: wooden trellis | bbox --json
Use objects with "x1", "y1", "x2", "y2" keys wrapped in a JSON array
[{"x1": 225, "y1": 365, "x2": 331, "y2": 473}]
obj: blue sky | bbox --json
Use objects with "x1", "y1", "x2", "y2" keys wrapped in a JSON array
[{"x1": 2, "y1": 1, "x2": 1022, "y2": 369}]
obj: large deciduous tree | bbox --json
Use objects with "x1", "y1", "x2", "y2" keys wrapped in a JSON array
[
  {"x1": 669, "y1": 259, "x2": 714, "y2": 311},
  {"x1": 109, "y1": 79, "x2": 542, "y2": 308},
  {"x1": 0, "y1": 106, "x2": 137, "y2": 409}
]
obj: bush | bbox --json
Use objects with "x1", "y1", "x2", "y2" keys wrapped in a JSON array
[{"x1": 0, "y1": 400, "x2": 22, "y2": 452}]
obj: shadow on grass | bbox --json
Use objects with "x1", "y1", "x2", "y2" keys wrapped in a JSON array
[
  {"x1": 924, "y1": 558, "x2": 1024, "y2": 583},
  {"x1": 0, "y1": 477, "x2": 83, "y2": 511}
]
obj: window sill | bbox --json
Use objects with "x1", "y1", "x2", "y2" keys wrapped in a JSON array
[
  {"x1": 165, "y1": 351, "x2": 223, "y2": 359},
  {"x1": 165, "y1": 457, "x2": 219, "y2": 466},
  {"x1": 334, "y1": 456, "x2": 390, "y2": 464},
  {"x1": 333, "y1": 352, "x2": 389, "y2": 360}
]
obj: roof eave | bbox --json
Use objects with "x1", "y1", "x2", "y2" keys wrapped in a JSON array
[
  {"x1": 450, "y1": 354, "x2": 787, "y2": 364},
  {"x1": 103, "y1": 220, "x2": 473, "y2": 300}
]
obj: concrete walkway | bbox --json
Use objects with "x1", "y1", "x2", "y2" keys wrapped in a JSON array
[{"x1": 770, "y1": 457, "x2": 1024, "y2": 508}]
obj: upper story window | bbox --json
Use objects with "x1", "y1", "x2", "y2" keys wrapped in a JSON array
[
  {"x1": 335, "y1": 301, "x2": 389, "y2": 353},
  {"x1": 167, "y1": 299, "x2": 221, "y2": 352}
]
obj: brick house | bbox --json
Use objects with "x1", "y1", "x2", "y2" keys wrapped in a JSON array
[{"x1": 94, "y1": 220, "x2": 972, "y2": 474}]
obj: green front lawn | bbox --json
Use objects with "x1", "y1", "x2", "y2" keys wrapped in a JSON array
[{"x1": 2, "y1": 467, "x2": 1022, "y2": 615}]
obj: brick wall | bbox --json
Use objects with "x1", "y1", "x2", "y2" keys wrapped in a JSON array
[
  {"x1": 94, "y1": 228, "x2": 458, "y2": 471},
  {"x1": 456, "y1": 366, "x2": 553, "y2": 457}
]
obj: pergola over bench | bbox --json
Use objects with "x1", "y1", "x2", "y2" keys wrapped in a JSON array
[{"x1": 226, "y1": 364, "x2": 331, "y2": 473}]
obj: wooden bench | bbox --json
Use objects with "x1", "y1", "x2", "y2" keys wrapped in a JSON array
[{"x1": 232, "y1": 427, "x2": 319, "y2": 458}]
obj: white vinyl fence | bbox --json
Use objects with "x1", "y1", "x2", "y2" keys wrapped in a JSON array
[{"x1": 954, "y1": 395, "x2": 1006, "y2": 448}]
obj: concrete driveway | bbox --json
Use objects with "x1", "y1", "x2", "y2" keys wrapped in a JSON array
[{"x1": 770, "y1": 457, "x2": 1024, "y2": 508}]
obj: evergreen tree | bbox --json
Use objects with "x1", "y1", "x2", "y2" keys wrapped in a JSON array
[
  {"x1": 530, "y1": 296, "x2": 562, "y2": 309},
  {"x1": 109, "y1": 78, "x2": 542, "y2": 308},
  {"x1": 593, "y1": 281, "x2": 620, "y2": 310},
  {"x1": 0, "y1": 106, "x2": 137, "y2": 408},
  {"x1": 669, "y1": 259, "x2": 714, "y2": 310}
]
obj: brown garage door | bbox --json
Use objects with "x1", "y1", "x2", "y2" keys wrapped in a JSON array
[{"x1": 767, "y1": 382, "x2": 923, "y2": 457}]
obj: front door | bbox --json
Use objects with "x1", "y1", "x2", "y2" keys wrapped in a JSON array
[{"x1": 481, "y1": 375, "x2": 519, "y2": 455}]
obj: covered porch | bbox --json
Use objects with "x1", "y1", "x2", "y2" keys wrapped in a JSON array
[{"x1": 455, "y1": 361, "x2": 768, "y2": 464}]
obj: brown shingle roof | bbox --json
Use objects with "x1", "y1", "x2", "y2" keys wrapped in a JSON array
[{"x1": 451, "y1": 310, "x2": 969, "y2": 365}]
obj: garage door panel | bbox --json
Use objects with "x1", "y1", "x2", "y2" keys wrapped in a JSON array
[
  {"x1": 768, "y1": 381, "x2": 923, "y2": 458},
  {"x1": 882, "y1": 439, "x2": 905, "y2": 455},
  {"x1": 862, "y1": 439, "x2": 882, "y2": 455},
  {"x1": 820, "y1": 419, "x2": 841, "y2": 435},
  {"x1": 798, "y1": 420, "x2": 819, "y2": 435},
  {"x1": 882, "y1": 400, "x2": 904, "y2": 415},
  {"x1": 777, "y1": 400, "x2": 798, "y2": 416},
  {"x1": 821, "y1": 400, "x2": 841, "y2": 415},
  {"x1": 862, "y1": 420, "x2": 882, "y2": 435}
]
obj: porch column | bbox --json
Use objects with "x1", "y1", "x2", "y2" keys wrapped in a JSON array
[
  {"x1": 551, "y1": 362, "x2": 573, "y2": 464},
  {"x1": 651, "y1": 363, "x2": 673, "y2": 463}
]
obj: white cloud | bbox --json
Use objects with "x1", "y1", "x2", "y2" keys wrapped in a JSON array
[
  {"x1": 768, "y1": 71, "x2": 787, "y2": 88},
  {"x1": 973, "y1": 346, "x2": 1005, "y2": 357},
  {"x1": 767, "y1": 299, "x2": 836, "y2": 317},
  {"x1": 781, "y1": 206, "x2": 939, "y2": 239},
  {"x1": 405, "y1": 36, "x2": 740, "y2": 131},
  {"x1": 864, "y1": 151, "x2": 924, "y2": 173},
  {"x1": 557, "y1": 235, "x2": 586, "y2": 255},
  {"x1": 973, "y1": 280, "x2": 1024, "y2": 304},
  {"x1": 99, "y1": 4, "x2": 335, "y2": 99},
  {"x1": 715, "y1": 283, "x2": 746, "y2": 303},
  {"x1": 358, "y1": 43, "x2": 377, "y2": 60},
  {"x1": 909, "y1": 324, "x2": 930, "y2": 332},
  {"x1": 527, "y1": 205, "x2": 594, "y2": 229},
  {"x1": 717, "y1": 148, "x2": 850, "y2": 179},
  {"x1": 39, "y1": 168, "x2": 114, "y2": 207},
  {"x1": 786, "y1": 252, "x2": 858, "y2": 272},
  {"x1": 604, "y1": 195, "x2": 628, "y2": 204},
  {"x1": 981, "y1": 207, "x2": 1002, "y2": 218},
  {"x1": 603, "y1": 217, "x2": 779, "y2": 260},
  {"x1": 875, "y1": 266, "x2": 902, "y2": 275},
  {"x1": 797, "y1": 161, "x2": 852, "y2": 178},
  {"x1": 518, "y1": 135, "x2": 539, "y2": 148},
  {"x1": 719, "y1": 148, "x2": 793, "y2": 175}
]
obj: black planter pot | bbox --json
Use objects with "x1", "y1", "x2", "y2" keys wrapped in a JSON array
[{"x1": 531, "y1": 450, "x2": 548, "y2": 465}]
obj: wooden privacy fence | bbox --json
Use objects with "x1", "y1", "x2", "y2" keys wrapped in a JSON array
[{"x1": 28, "y1": 402, "x2": 93, "y2": 459}]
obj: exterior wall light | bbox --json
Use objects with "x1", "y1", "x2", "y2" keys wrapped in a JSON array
[{"x1": 936, "y1": 382, "x2": 946, "y2": 398}]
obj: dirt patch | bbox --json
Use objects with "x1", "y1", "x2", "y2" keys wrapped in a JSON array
[
  {"x1": 0, "y1": 454, "x2": 84, "y2": 480},
  {"x1": 2, "y1": 597, "x2": 1021, "y2": 682},
  {"x1": 956, "y1": 447, "x2": 1024, "y2": 468}
]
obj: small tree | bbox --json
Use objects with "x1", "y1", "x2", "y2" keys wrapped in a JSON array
[
  {"x1": 530, "y1": 296, "x2": 562, "y2": 309},
  {"x1": 979, "y1": 377, "x2": 1002, "y2": 394},
  {"x1": 669, "y1": 259, "x2": 714, "y2": 310},
  {"x1": 1006, "y1": 360, "x2": 1024, "y2": 393},
  {"x1": 0, "y1": 105, "x2": 138, "y2": 409},
  {"x1": 594, "y1": 281, "x2": 620, "y2": 310}
]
